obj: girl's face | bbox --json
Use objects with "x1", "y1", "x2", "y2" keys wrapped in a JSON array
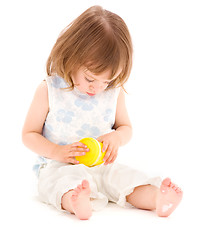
[{"x1": 71, "y1": 67, "x2": 121, "y2": 96}]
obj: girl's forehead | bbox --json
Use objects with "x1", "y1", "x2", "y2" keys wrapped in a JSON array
[{"x1": 83, "y1": 67, "x2": 122, "y2": 81}]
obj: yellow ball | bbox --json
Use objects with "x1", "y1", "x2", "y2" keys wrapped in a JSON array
[{"x1": 76, "y1": 137, "x2": 106, "y2": 167}]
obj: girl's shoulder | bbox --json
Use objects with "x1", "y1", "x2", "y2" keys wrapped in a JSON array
[{"x1": 35, "y1": 80, "x2": 48, "y2": 99}]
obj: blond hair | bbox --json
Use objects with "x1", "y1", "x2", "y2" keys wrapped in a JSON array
[{"x1": 46, "y1": 5, "x2": 133, "y2": 90}]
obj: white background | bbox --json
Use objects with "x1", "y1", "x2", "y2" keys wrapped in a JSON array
[{"x1": 1, "y1": 0, "x2": 201, "y2": 239}]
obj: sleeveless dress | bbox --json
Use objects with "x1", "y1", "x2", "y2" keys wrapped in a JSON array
[
  {"x1": 37, "y1": 75, "x2": 161, "y2": 211},
  {"x1": 33, "y1": 75, "x2": 119, "y2": 175}
]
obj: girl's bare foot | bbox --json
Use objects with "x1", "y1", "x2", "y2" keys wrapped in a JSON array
[
  {"x1": 71, "y1": 180, "x2": 92, "y2": 220},
  {"x1": 62, "y1": 180, "x2": 92, "y2": 220},
  {"x1": 156, "y1": 178, "x2": 183, "y2": 217}
]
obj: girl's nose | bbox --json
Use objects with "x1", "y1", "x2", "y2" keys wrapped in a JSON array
[
  {"x1": 89, "y1": 84, "x2": 95, "y2": 91},
  {"x1": 89, "y1": 82, "x2": 100, "y2": 90},
  {"x1": 90, "y1": 81, "x2": 102, "y2": 90}
]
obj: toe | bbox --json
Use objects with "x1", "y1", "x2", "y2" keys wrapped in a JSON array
[
  {"x1": 176, "y1": 188, "x2": 181, "y2": 193},
  {"x1": 160, "y1": 178, "x2": 171, "y2": 193},
  {"x1": 170, "y1": 183, "x2": 175, "y2": 188},
  {"x1": 177, "y1": 189, "x2": 183, "y2": 196},
  {"x1": 162, "y1": 178, "x2": 171, "y2": 187},
  {"x1": 82, "y1": 180, "x2": 89, "y2": 189},
  {"x1": 172, "y1": 185, "x2": 178, "y2": 191},
  {"x1": 75, "y1": 187, "x2": 81, "y2": 194},
  {"x1": 77, "y1": 184, "x2": 82, "y2": 190}
]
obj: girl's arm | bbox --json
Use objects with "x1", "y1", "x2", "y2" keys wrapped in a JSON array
[
  {"x1": 22, "y1": 81, "x2": 55, "y2": 157},
  {"x1": 97, "y1": 88, "x2": 133, "y2": 164},
  {"x1": 22, "y1": 81, "x2": 88, "y2": 163},
  {"x1": 112, "y1": 88, "x2": 133, "y2": 145}
]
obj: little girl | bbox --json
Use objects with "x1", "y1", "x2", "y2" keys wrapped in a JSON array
[{"x1": 22, "y1": 5, "x2": 183, "y2": 220}]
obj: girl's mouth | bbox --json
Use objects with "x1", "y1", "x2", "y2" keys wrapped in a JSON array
[{"x1": 86, "y1": 92, "x2": 96, "y2": 96}]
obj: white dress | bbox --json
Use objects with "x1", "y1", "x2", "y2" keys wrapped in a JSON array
[{"x1": 37, "y1": 75, "x2": 161, "y2": 211}]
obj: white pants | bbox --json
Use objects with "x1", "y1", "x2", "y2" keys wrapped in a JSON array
[{"x1": 38, "y1": 161, "x2": 161, "y2": 211}]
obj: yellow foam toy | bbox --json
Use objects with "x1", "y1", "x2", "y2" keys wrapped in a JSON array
[{"x1": 76, "y1": 137, "x2": 106, "y2": 167}]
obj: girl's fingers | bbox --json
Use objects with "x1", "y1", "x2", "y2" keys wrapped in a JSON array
[
  {"x1": 103, "y1": 147, "x2": 113, "y2": 164},
  {"x1": 103, "y1": 144, "x2": 112, "y2": 161},
  {"x1": 71, "y1": 146, "x2": 89, "y2": 152},
  {"x1": 108, "y1": 153, "x2": 117, "y2": 164},
  {"x1": 69, "y1": 151, "x2": 87, "y2": 157},
  {"x1": 72, "y1": 142, "x2": 88, "y2": 148},
  {"x1": 70, "y1": 142, "x2": 89, "y2": 153},
  {"x1": 102, "y1": 142, "x2": 108, "y2": 153},
  {"x1": 104, "y1": 148, "x2": 118, "y2": 165},
  {"x1": 67, "y1": 157, "x2": 80, "y2": 164}
]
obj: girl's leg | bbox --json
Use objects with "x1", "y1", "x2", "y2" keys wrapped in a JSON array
[
  {"x1": 126, "y1": 184, "x2": 158, "y2": 210},
  {"x1": 126, "y1": 178, "x2": 183, "y2": 217},
  {"x1": 61, "y1": 179, "x2": 92, "y2": 220}
]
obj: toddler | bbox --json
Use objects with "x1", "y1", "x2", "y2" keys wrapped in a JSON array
[{"x1": 22, "y1": 6, "x2": 183, "y2": 220}]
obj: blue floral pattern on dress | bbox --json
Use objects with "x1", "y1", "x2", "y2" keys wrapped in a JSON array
[
  {"x1": 76, "y1": 124, "x2": 100, "y2": 138},
  {"x1": 43, "y1": 123, "x2": 54, "y2": 139},
  {"x1": 56, "y1": 109, "x2": 74, "y2": 123},
  {"x1": 104, "y1": 109, "x2": 113, "y2": 122},
  {"x1": 74, "y1": 97, "x2": 98, "y2": 111},
  {"x1": 52, "y1": 76, "x2": 67, "y2": 88}
]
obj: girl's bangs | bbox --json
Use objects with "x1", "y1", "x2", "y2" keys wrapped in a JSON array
[{"x1": 81, "y1": 41, "x2": 123, "y2": 80}]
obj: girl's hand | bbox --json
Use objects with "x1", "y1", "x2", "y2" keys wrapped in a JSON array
[
  {"x1": 51, "y1": 142, "x2": 89, "y2": 164},
  {"x1": 97, "y1": 132, "x2": 121, "y2": 165}
]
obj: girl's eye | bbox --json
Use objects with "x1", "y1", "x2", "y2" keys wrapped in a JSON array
[{"x1": 85, "y1": 78, "x2": 94, "y2": 83}]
